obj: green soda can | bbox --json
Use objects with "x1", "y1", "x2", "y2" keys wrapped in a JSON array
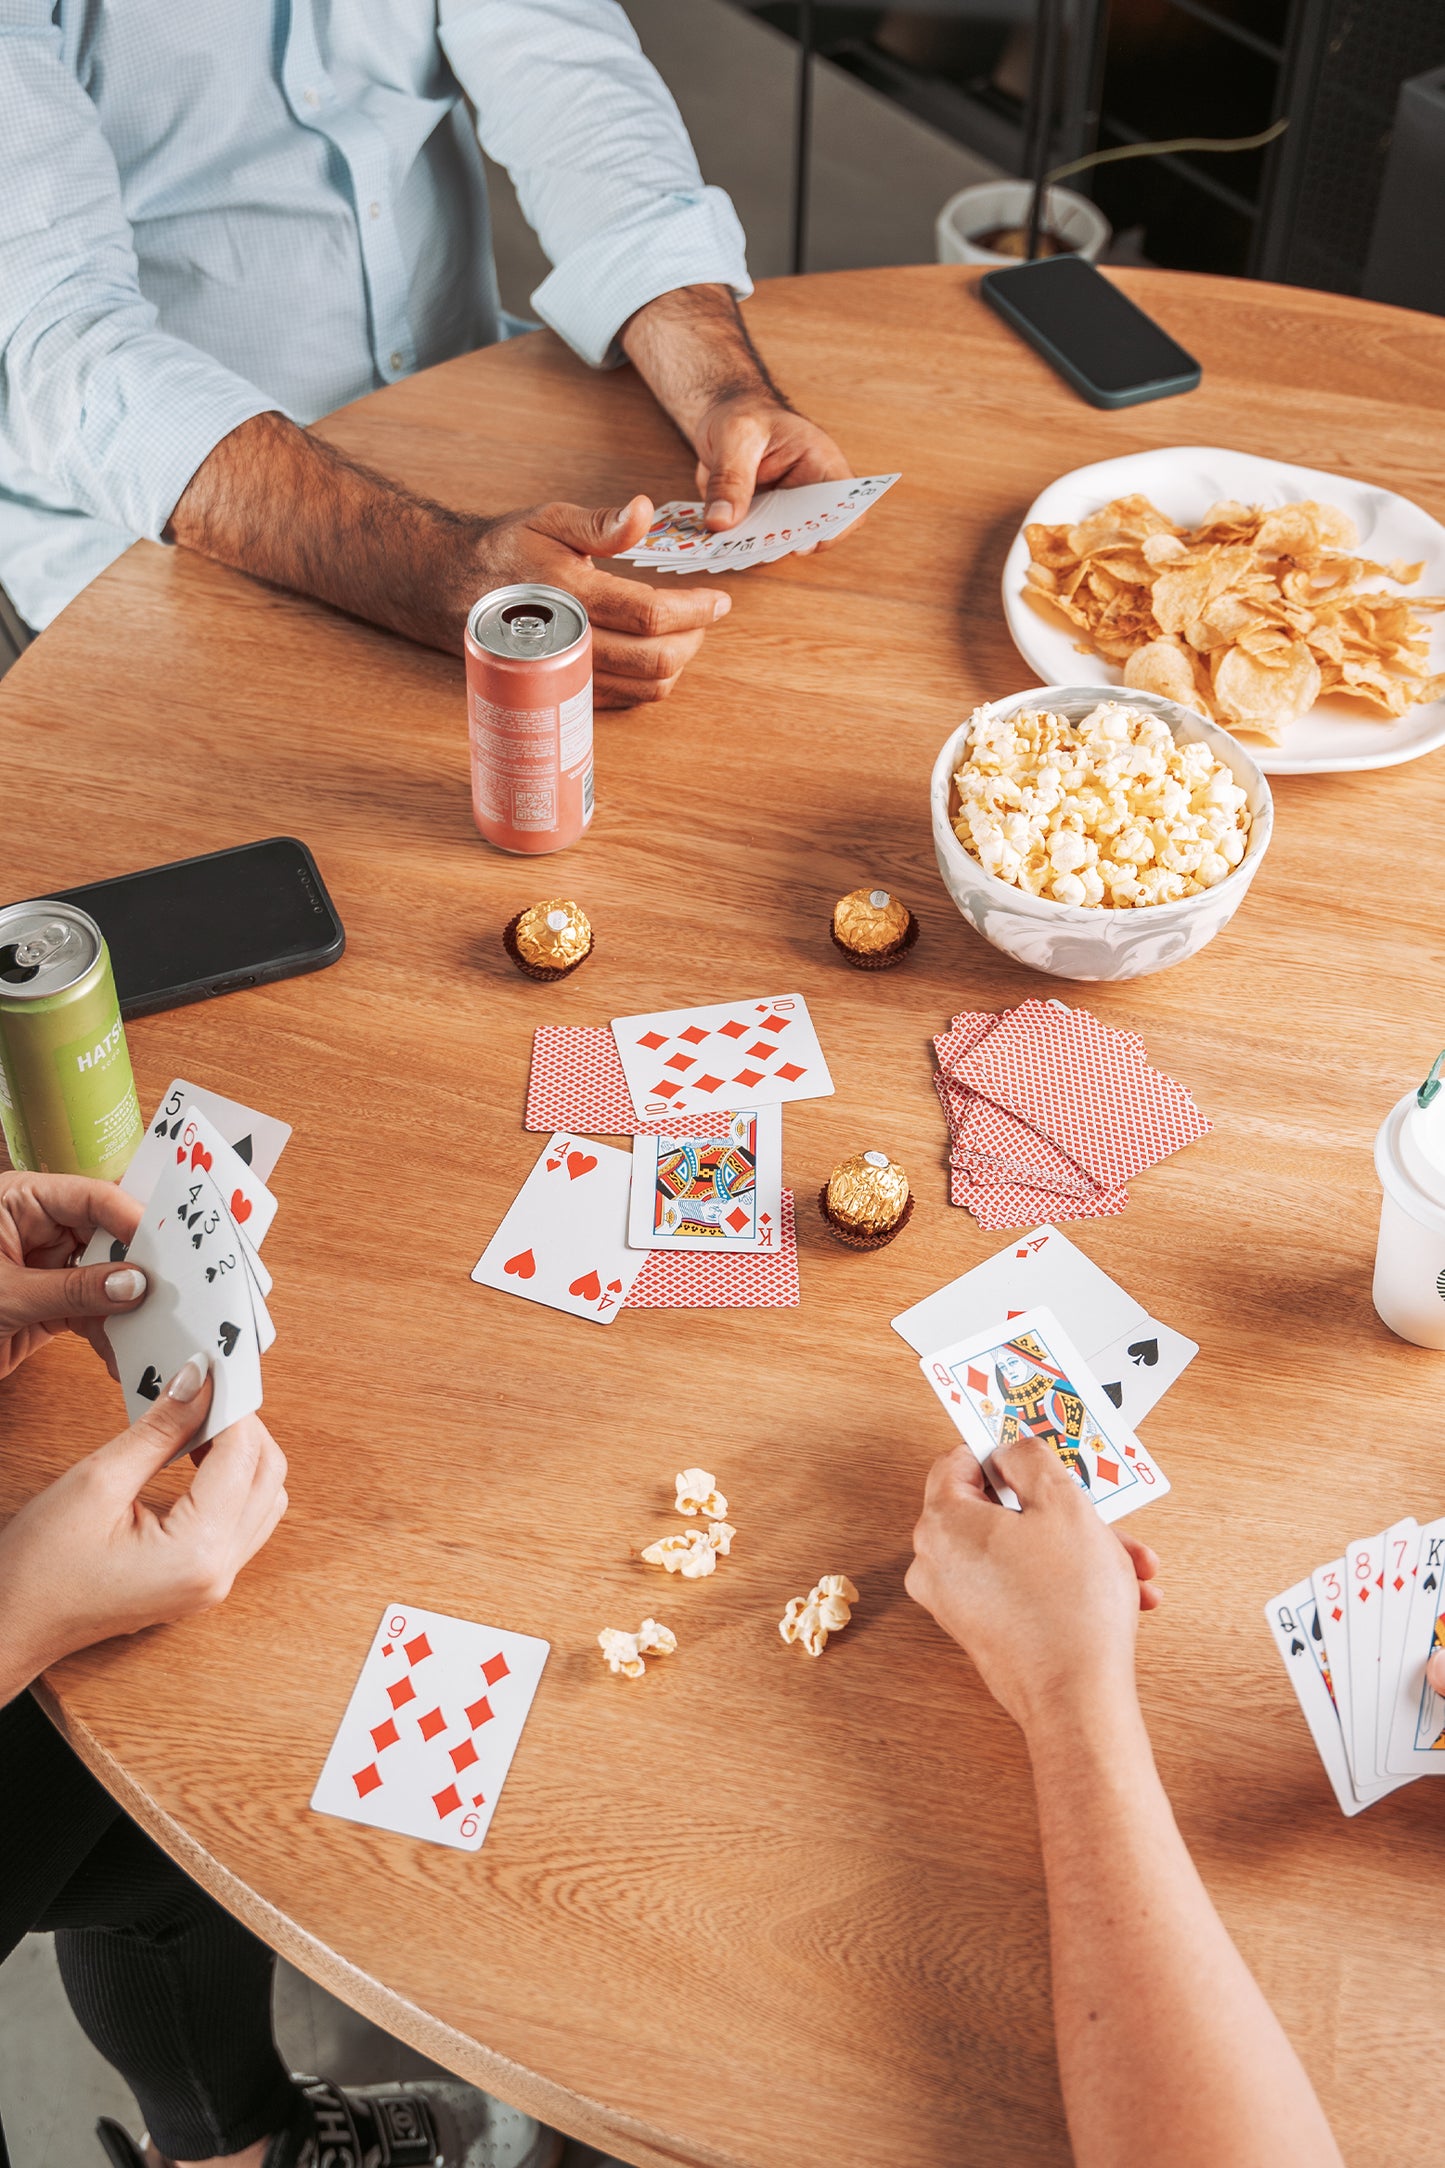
[{"x1": 0, "y1": 901, "x2": 143, "y2": 1180}]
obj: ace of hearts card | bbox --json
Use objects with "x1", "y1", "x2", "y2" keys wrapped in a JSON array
[
  {"x1": 471, "y1": 1133, "x2": 647, "y2": 1324},
  {"x1": 920, "y1": 1305, "x2": 1169, "y2": 1523},
  {"x1": 628, "y1": 1106, "x2": 782, "y2": 1251},
  {"x1": 609, "y1": 993, "x2": 832, "y2": 1123},
  {"x1": 311, "y1": 1603, "x2": 549, "y2": 1852}
]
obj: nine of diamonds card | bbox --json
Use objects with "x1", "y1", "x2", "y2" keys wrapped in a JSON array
[
  {"x1": 609, "y1": 993, "x2": 834, "y2": 1123},
  {"x1": 312, "y1": 1604, "x2": 550, "y2": 1852}
]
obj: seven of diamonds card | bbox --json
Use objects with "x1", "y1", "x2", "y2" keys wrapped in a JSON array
[
  {"x1": 610, "y1": 994, "x2": 833, "y2": 1122},
  {"x1": 628, "y1": 1106, "x2": 783, "y2": 1251},
  {"x1": 919, "y1": 1304, "x2": 1169, "y2": 1523},
  {"x1": 311, "y1": 1604, "x2": 550, "y2": 1852}
]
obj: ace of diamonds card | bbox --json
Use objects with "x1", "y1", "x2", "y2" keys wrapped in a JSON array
[
  {"x1": 312, "y1": 1604, "x2": 549, "y2": 1852},
  {"x1": 920, "y1": 1305, "x2": 1168, "y2": 1523}
]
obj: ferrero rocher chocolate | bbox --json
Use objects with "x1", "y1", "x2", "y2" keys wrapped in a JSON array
[
  {"x1": 504, "y1": 898, "x2": 593, "y2": 981},
  {"x1": 819, "y1": 1150, "x2": 913, "y2": 1250},
  {"x1": 830, "y1": 885, "x2": 918, "y2": 970}
]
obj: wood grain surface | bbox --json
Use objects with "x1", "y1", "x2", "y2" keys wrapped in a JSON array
[{"x1": 3, "y1": 266, "x2": 1445, "y2": 2167}]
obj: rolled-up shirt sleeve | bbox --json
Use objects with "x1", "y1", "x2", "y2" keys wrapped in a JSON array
[
  {"x1": 0, "y1": 9, "x2": 279, "y2": 540},
  {"x1": 438, "y1": 0, "x2": 752, "y2": 367}
]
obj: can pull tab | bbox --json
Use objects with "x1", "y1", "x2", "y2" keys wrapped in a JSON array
[
  {"x1": 1418, "y1": 1052, "x2": 1445, "y2": 1110},
  {"x1": 12, "y1": 918, "x2": 86, "y2": 972}
]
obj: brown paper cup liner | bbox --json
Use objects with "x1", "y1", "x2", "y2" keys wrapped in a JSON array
[
  {"x1": 828, "y1": 910, "x2": 920, "y2": 971},
  {"x1": 818, "y1": 1185, "x2": 915, "y2": 1250},
  {"x1": 503, "y1": 912, "x2": 593, "y2": 982}
]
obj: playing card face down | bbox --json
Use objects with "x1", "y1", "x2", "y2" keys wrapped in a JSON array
[
  {"x1": 80, "y1": 1076, "x2": 290, "y2": 1269},
  {"x1": 1264, "y1": 1580, "x2": 1365, "y2": 1817},
  {"x1": 618, "y1": 474, "x2": 899, "y2": 572},
  {"x1": 628, "y1": 1107, "x2": 782, "y2": 1252},
  {"x1": 920, "y1": 1305, "x2": 1168, "y2": 1524},
  {"x1": 1386, "y1": 1516, "x2": 1445, "y2": 1777},
  {"x1": 524, "y1": 1026, "x2": 739, "y2": 1139},
  {"x1": 311, "y1": 1604, "x2": 548, "y2": 1852},
  {"x1": 471, "y1": 1133, "x2": 647, "y2": 1325},
  {"x1": 610, "y1": 994, "x2": 832, "y2": 1123},
  {"x1": 627, "y1": 1189, "x2": 800, "y2": 1308},
  {"x1": 105, "y1": 1161, "x2": 263, "y2": 1447}
]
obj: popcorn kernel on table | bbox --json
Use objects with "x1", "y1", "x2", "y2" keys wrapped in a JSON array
[
  {"x1": 780, "y1": 1575, "x2": 860, "y2": 1657},
  {"x1": 598, "y1": 1619, "x2": 677, "y2": 1677}
]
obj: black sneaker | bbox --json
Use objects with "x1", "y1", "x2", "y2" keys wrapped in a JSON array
[{"x1": 96, "y1": 2076, "x2": 564, "y2": 2168}]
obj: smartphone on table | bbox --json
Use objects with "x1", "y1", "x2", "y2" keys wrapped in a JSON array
[
  {"x1": 39, "y1": 836, "x2": 345, "y2": 1018},
  {"x1": 981, "y1": 256, "x2": 1202, "y2": 409}
]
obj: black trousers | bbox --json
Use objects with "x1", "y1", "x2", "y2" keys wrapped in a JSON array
[{"x1": 0, "y1": 1691, "x2": 302, "y2": 2162}]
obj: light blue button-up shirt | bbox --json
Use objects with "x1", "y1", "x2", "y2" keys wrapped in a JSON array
[{"x1": 0, "y1": 0, "x2": 751, "y2": 630}]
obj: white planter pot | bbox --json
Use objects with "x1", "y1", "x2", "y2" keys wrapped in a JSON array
[{"x1": 936, "y1": 180, "x2": 1111, "y2": 267}]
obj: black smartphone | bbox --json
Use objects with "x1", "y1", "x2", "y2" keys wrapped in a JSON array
[
  {"x1": 38, "y1": 837, "x2": 345, "y2": 1018},
  {"x1": 981, "y1": 256, "x2": 1201, "y2": 409}
]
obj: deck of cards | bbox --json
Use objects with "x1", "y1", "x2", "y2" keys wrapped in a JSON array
[
  {"x1": 615, "y1": 474, "x2": 899, "y2": 574},
  {"x1": 933, "y1": 1000, "x2": 1211, "y2": 1229},
  {"x1": 91, "y1": 1079, "x2": 291, "y2": 1450},
  {"x1": 474, "y1": 992, "x2": 833, "y2": 1319},
  {"x1": 1268, "y1": 1517, "x2": 1445, "y2": 1815}
]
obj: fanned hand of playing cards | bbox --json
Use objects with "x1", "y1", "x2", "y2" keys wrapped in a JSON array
[
  {"x1": 920, "y1": 1304, "x2": 1169, "y2": 1525},
  {"x1": 932, "y1": 1001, "x2": 1210, "y2": 1229},
  {"x1": 102, "y1": 1083, "x2": 290, "y2": 1450},
  {"x1": 1268, "y1": 1515, "x2": 1445, "y2": 1816},
  {"x1": 893, "y1": 1223, "x2": 1197, "y2": 1430},
  {"x1": 615, "y1": 474, "x2": 899, "y2": 574}
]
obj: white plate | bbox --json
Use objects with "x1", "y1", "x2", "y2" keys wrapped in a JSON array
[{"x1": 1001, "y1": 446, "x2": 1445, "y2": 775}]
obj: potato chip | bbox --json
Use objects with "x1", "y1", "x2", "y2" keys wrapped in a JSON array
[{"x1": 1023, "y1": 493, "x2": 1443, "y2": 740}]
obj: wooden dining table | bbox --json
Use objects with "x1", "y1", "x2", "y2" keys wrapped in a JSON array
[{"x1": 3, "y1": 264, "x2": 1445, "y2": 2167}]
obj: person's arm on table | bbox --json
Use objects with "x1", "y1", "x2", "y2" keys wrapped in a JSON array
[
  {"x1": 907, "y1": 1436, "x2": 1343, "y2": 2168},
  {"x1": 443, "y1": 0, "x2": 853, "y2": 533}
]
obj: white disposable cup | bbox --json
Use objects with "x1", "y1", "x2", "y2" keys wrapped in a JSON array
[{"x1": 1373, "y1": 1091, "x2": 1445, "y2": 1349}]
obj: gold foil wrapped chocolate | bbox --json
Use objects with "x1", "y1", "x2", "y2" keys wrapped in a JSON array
[
  {"x1": 820, "y1": 1150, "x2": 913, "y2": 1249},
  {"x1": 830, "y1": 885, "x2": 918, "y2": 969},
  {"x1": 504, "y1": 898, "x2": 593, "y2": 980}
]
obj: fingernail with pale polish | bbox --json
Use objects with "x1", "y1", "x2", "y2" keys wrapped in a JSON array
[
  {"x1": 105, "y1": 1267, "x2": 146, "y2": 1302},
  {"x1": 712, "y1": 595, "x2": 732, "y2": 620},
  {"x1": 707, "y1": 500, "x2": 731, "y2": 524},
  {"x1": 167, "y1": 1352, "x2": 209, "y2": 1402}
]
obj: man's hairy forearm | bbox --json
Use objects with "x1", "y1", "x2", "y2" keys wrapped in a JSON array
[
  {"x1": 620, "y1": 284, "x2": 790, "y2": 438},
  {"x1": 167, "y1": 412, "x2": 481, "y2": 649}
]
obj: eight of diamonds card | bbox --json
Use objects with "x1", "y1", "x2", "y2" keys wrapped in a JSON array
[
  {"x1": 312, "y1": 1604, "x2": 549, "y2": 1852},
  {"x1": 610, "y1": 994, "x2": 833, "y2": 1123},
  {"x1": 628, "y1": 1107, "x2": 782, "y2": 1251},
  {"x1": 919, "y1": 1305, "x2": 1169, "y2": 1524}
]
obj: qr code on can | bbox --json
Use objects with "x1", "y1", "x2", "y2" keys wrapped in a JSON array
[{"x1": 512, "y1": 785, "x2": 556, "y2": 829}]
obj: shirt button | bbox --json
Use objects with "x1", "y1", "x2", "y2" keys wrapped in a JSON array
[
  {"x1": 389, "y1": 351, "x2": 405, "y2": 372},
  {"x1": 368, "y1": 200, "x2": 381, "y2": 220},
  {"x1": 302, "y1": 86, "x2": 320, "y2": 108}
]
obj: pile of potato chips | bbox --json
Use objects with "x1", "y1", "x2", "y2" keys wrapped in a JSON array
[{"x1": 1023, "y1": 494, "x2": 1445, "y2": 743}]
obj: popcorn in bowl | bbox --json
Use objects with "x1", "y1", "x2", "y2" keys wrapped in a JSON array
[{"x1": 951, "y1": 699, "x2": 1252, "y2": 910}]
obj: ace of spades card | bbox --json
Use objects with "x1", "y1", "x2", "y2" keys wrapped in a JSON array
[
  {"x1": 311, "y1": 1603, "x2": 549, "y2": 1852},
  {"x1": 628, "y1": 1106, "x2": 782, "y2": 1251},
  {"x1": 471, "y1": 1133, "x2": 647, "y2": 1324},
  {"x1": 106, "y1": 1161, "x2": 263, "y2": 1446},
  {"x1": 920, "y1": 1305, "x2": 1168, "y2": 1524}
]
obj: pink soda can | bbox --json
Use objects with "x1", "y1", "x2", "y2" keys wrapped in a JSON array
[{"x1": 465, "y1": 584, "x2": 593, "y2": 854}]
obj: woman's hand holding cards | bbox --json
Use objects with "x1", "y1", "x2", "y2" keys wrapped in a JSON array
[
  {"x1": 0, "y1": 1169, "x2": 146, "y2": 1379},
  {"x1": 906, "y1": 1431, "x2": 1161, "y2": 1738},
  {"x1": 0, "y1": 1357, "x2": 288, "y2": 1703}
]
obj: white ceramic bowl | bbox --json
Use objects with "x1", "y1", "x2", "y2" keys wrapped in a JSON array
[{"x1": 929, "y1": 686, "x2": 1274, "y2": 982}]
